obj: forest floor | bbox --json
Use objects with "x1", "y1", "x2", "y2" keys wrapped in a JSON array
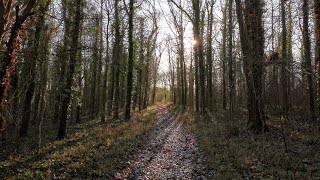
[
  {"x1": 186, "y1": 107, "x2": 320, "y2": 179},
  {"x1": 0, "y1": 104, "x2": 169, "y2": 179},
  {"x1": 1, "y1": 104, "x2": 320, "y2": 179}
]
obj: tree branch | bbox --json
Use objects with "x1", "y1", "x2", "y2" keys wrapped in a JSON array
[
  {"x1": 122, "y1": 0, "x2": 129, "y2": 15},
  {"x1": 168, "y1": 0, "x2": 194, "y2": 24}
]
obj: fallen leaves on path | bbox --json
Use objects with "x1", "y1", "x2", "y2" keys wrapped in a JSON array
[{"x1": 114, "y1": 108, "x2": 211, "y2": 179}]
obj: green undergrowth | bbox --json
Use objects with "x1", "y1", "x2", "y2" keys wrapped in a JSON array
[
  {"x1": 183, "y1": 109, "x2": 320, "y2": 179},
  {"x1": 0, "y1": 104, "x2": 167, "y2": 179}
]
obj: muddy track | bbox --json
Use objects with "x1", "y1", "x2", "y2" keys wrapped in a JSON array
[{"x1": 114, "y1": 107, "x2": 210, "y2": 180}]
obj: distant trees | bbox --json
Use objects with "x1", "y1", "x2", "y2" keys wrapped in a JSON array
[
  {"x1": 164, "y1": 0, "x2": 320, "y2": 133},
  {"x1": 0, "y1": 0, "x2": 164, "y2": 144},
  {"x1": 168, "y1": 0, "x2": 187, "y2": 106}
]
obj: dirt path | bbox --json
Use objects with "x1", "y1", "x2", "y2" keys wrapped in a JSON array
[{"x1": 114, "y1": 107, "x2": 211, "y2": 179}]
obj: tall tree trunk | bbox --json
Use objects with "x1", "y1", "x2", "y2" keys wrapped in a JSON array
[
  {"x1": 19, "y1": 27, "x2": 36, "y2": 138},
  {"x1": 96, "y1": 7, "x2": 103, "y2": 117},
  {"x1": 221, "y1": 3, "x2": 227, "y2": 110},
  {"x1": 302, "y1": 0, "x2": 316, "y2": 122},
  {"x1": 136, "y1": 18, "x2": 144, "y2": 111},
  {"x1": 193, "y1": 0, "x2": 205, "y2": 114},
  {"x1": 112, "y1": 0, "x2": 121, "y2": 120},
  {"x1": 206, "y1": 1, "x2": 214, "y2": 111},
  {"x1": 281, "y1": 0, "x2": 289, "y2": 114},
  {"x1": 314, "y1": 0, "x2": 320, "y2": 115},
  {"x1": 287, "y1": 0, "x2": 293, "y2": 108},
  {"x1": 37, "y1": 26, "x2": 51, "y2": 150},
  {"x1": 228, "y1": 0, "x2": 234, "y2": 118},
  {"x1": 194, "y1": 45, "x2": 199, "y2": 112},
  {"x1": 177, "y1": 54, "x2": 181, "y2": 104},
  {"x1": 169, "y1": 1, "x2": 186, "y2": 106},
  {"x1": 101, "y1": 10, "x2": 110, "y2": 122},
  {"x1": 143, "y1": 46, "x2": 151, "y2": 109},
  {"x1": 189, "y1": 54, "x2": 194, "y2": 110},
  {"x1": 107, "y1": 53, "x2": 115, "y2": 116},
  {"x1": 90, "y1": 17, "x2": 99, "y2": 117},
  {"x1": 125, "y1": 0, "x2": 134, "y2": 121},
  {"x1": 235, "y1": 0, "x2": 265, "y2": 133},
  {"x1": 32, "y1": 0, "x2": 52, "y2": 125},
  {"x1": 53, "y1": 0, "x2": 70, "y2": 123},
  {"x1": 57, "y1": 0, "x2": 82, "y2": 139},
  {"x1": 152, "y1": 54, "x2": 161, "y2": 104}
]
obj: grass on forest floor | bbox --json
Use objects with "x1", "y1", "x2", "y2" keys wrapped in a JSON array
[
  {"x1": 182, "y1": 108, "x2": 320, "y2": 179},
  {"x1": 0, "y1": 104, "x2": 167, "y2": 179}
]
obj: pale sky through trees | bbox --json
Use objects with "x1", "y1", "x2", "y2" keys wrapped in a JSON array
[{"x1": 153, "y1": 0, "x2": 310, "y2": 78}]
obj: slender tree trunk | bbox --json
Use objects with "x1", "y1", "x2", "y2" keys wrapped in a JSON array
[
  {"x1": 137, "y1": 19, "x2": 144, "y2": 111},
  {"x1": 152, "y1": 55, "x2": 161, "y2": 104},
  {"x1": 53, "y1": 0, "x2": 70, "y2": 123},
  {"x1": 235, "y1": 0, "x2": 265, "y2": 133},
  {"x1": 107, "y1": 55, "x2": 115, "y2": 116},
  {"x1": 75, "y1": 28, "x2": 83, "y2": 124},
  {"x1": 19, "y1": 27, "x2": 36, "y2": 138},
  {"x1": 90, "y1": 17, "x2": 99, "y2": 117},
  {"x1": 192, "y1": 0, "x2": 205, "y2": 114},
  {"x1": 96, "y1": 7, "x2": 103, "y2": 117},
  {"x1": 302, "y1": 0, "x2": 316, "y2": 122},
  {"x1": 112, "y1": 0, "x2": 121, "y2": 120},
  {"x1": 177, "y1": 55, "x2": 181, "y2": 104},
  {"x1": 189, "y1": 54, "x2": 194, "y2": 110},
  {"x1": 206, "y1": 2, "x2": 214, "y2": 111},
  {"x1": 101, "y1": 10, "x2": 110, "y2": 122},
  {"x1": 57, "y1": 0, "x2": 82, "y2": 139},
  {"x1": 194, "y1": 45, "x2": 199, "y2": 112},
  {"x1": 37, "y1": 29, "x2": 51, "y2": 150},
  {"x1": 228, "y1": 0, "x2": 234, "y2": 118},
  {"x1": 281, "y1": 0, "x2": 289, "y2": 115},
  {"x1": 314, "y1": 0, "x2": 320, "y2": 114},
  {"x1": 125, "y1": 0, "x2": 134, "y2": 121},
  {"x1": 168, "y1": 47, "x2": 175, "y2": 104},
  {"x1": 143, "y1": 47, "x2": 151, "y2": 109},
  {"x1": 287, "y1": 0, "x2": 293, "y2": 108},
  {"x1": 221, "y1": 3, "x2": 227, "y2": 110}
]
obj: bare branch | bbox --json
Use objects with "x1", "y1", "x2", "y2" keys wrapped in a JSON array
[{"x1": 168, "y1": 0, "x2": 194, "y2": 24}]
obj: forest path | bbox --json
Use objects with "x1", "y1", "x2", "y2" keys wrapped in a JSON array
[{"x1": 114, "y1": 107, "x2": 210, "y2": 179}]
